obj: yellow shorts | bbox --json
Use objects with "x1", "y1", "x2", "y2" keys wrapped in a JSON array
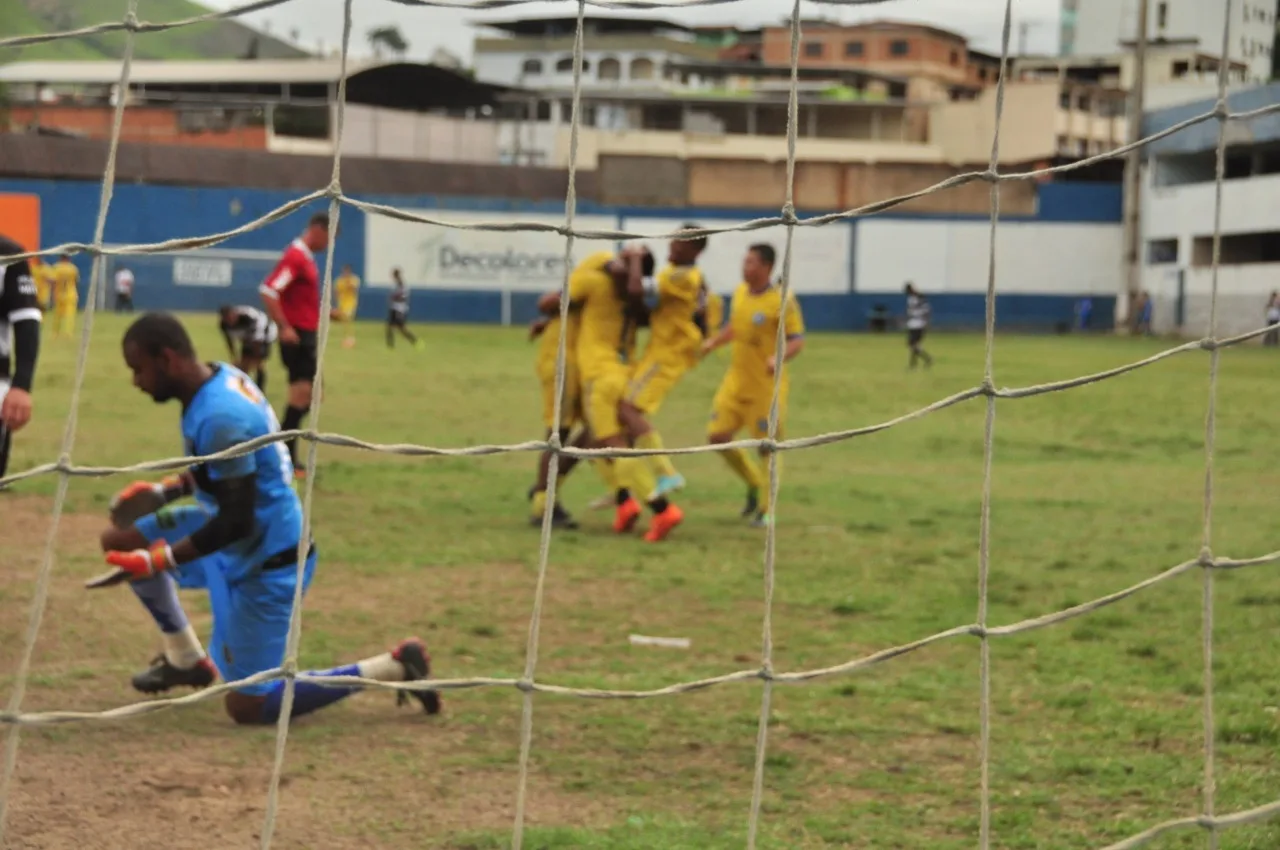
[
  {"x1": 335, "y1": 300, "x2": 357, "y2": 321},
  {"x1": 624, "y1": 355, "x2": 689, "y2": 417},
  {"x1": 582, "y1": 363, "x2": 631, "y2": 442},
  {"x1": 538, "y1": 360, "x2": 582, "y2": 431},
  {"x1": 709, "y1": 381, "x2": 787, "y2": 441}
]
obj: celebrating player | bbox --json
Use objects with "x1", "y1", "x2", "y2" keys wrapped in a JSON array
[
  {"x1": 51, "y1": 253, "x2": 79, "y2": 339},
  {"x1": 259, "y1": 212, "x2": 328, "y2": 473},
  {"x1": 218, "y1": 304, "x2": 277, "y2": 392},
  {"x1": 538, "y1": 246, "x2": 685, "y2": 542},
  {"x1": 96, "y1": 313, "x2": 441, "y2": 725},
  {"x1": 700, "y1": 244, "x2": 805, "y2": 528},
  {"x1": 386, "y1": 268, "x2": 422, "y2": 350},
  {"x1": 332, "y1": 263, "x2": 360, "y2": 349},
  {"x1": 619, "y1": 224, "x2": 710, "y2": 499},
  {"x1": 0, "y1": 234, "x2": 42, "y2": 482},
  {"x1": 526, "y1": 302, "x2": 593, "y2": 530}
]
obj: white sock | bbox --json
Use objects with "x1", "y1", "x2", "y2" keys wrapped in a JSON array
[
  {"x1": 162, "y1": 625, "x2": 207, "y2": 669},
  {"x1": 356, "y1": 652, "x2": 406, "y2": 682}
]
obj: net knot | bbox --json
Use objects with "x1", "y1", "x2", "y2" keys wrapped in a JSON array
[
  {"x1": 758, "y1": 438, "x2": 779, "y2": 455},
  {"x1": 1198, "y1": 337, "x2": 1219, "y2": 351},
  {"x1": 757, "y1": 665, "x2": 775, "y2": 682},
  {"x1": 122, "y1": 10, "x2": 140, "y2": 31},
  {"x1": 780, "y1": 205, "x2": 798, "y2": 225},
  {"x1": 546, "y1": 430, "x2": 563, "y2": 451},
  {"x1": 515, "y1": 678, "x2": 535, "y2": 693},
  {"x1": 324, "y1": 181, "x2": 342, "y2": 200},
  {"x1": 1212, "y1": 99, "x2": 1231, "y2": 121},
  {"x1": 54, "y1": 455, "x2": 74, "y2": 475},
  {"x1": 968, "y1": 624, "x2": 989, "y2": 638},
  {"x1": 979, "y1": 169, "x2": 1000, "y2": 183},
  {"x1": 1198, "y1": 547, "x2": 1215, "y2": 568},
  {"x1": 979, "y1": 379, "x2": 997, "y2": 397}
]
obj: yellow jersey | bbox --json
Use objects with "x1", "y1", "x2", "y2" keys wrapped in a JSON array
[
  {"x1": 567, "y1": 250, "x2": 636, "y2": 378},
  {"x1": 702, "y1": 287, "x2": 725, "y2": 338},
  {"x1": 726, "y1": 281, "x2": 805, "y2": 398},
  {"x1": 32, "y1": 261, "x2": 52, "y2": 306},
  {"x1": 336, "y1": 272, "x2": 360, "y2": 306},
  {"x1": 536, "y1": 309, "x2": 581, "y2": 376},
  {"x1": 53, "y1": 260, "x2": 79, "y2": 311},
  {"x1": 643, "y1": 263, "x2": 705, "y2": 367}
]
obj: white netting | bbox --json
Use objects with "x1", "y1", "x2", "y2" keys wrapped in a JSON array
[{"x1": 3, "y1": 0, "x2": 1280, "y2": 848}]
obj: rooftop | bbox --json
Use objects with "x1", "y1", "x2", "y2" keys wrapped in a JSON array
[
  {"x1": 1141, "y1": 81, "x2": 1280, "y2": 156},
  {"x1": 472, "y1": 15, "x2": 694, "y2": 37}
]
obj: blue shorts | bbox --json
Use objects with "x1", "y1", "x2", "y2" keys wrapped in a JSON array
[{"x1": 136, "y1": 505, "x2": 317, "y2": 696}]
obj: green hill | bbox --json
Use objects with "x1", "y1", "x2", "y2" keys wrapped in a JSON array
[{"x1": 0, "y1": 0, "x2": 309, "y2": 62}]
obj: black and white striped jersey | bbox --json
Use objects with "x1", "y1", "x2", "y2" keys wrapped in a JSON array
[
  {"x1": 906, "y1": 293, "x2": 930, "y2": 330},
  {"x1": 389, "y1": 284, "x2": 409, "y2": 316},
  {"x1": 0, "y1": 236, "x2": 42, "y2": 385},
  {"x1": 221, "y1": 305, "x2": 278, "y2": 345}
]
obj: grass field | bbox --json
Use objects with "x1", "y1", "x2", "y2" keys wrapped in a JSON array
[{"x1": 3, "y1": 314, "x2": 1280, "y2": 850}]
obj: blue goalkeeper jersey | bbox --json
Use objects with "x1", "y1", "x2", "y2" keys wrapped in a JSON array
[{"x1": 180, "y1": 363, "x2": 302, "y2": 583}]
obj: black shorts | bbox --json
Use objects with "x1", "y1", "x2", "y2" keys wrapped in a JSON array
[
  {"x1": 387, "y1": 310, "x2": 407, "y2": 327},
  {"x1": 907, "y1": 328, "x2": 926, "y2": 346},
  {"x1": 241, "y1": 339, "x2": 272, "y2": 361},
  {"x1": 279, "y1": 330, "x2": 318, "y2": 383}
]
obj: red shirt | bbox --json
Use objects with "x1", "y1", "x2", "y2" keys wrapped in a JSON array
[{"x1": 259, "y1": 239, "x2": 319, "y2": 332}]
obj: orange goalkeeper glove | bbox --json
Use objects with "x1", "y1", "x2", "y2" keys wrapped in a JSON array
[
  {"x1": 103, "y1": 541, "x2": 176, "y2": 580},
  {"x1": 108, "y1": 475, "x2": 190, "y2": 528}
]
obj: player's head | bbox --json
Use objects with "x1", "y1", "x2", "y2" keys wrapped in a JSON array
[
  {"x1": 743, "y1": 243, "x2": 775, "y2": 286},
  {"x1": 218, "y1": 304, "x2": 236, "y2": 322},
  {"x1": 342, "y1": 264, "x2": 352, "y2": 275},
  {"x1": 392, "y1": 267, "x2": 403, "y2": 285},
  {"x1": 122, "y1": 312, "x2": 198, "y2": 404},
  {"x1": 303, "y1": 213, "x2": 331, "y2": 252},
  {"x1": 669, "y1": 223, "x2": 708, "y2": 266},
  {"x1": 904, "y1": 282, "x2": 917, "y2": 296}
]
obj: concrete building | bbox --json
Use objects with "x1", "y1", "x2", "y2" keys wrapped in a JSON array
[
  {"x1": 758, "y1": 19, "x2": 1005, "y2": 102},
  {"x1": 1138, "y1": 82, "x2": 1280, "y2": 336},
  {"x1": 1061, "y1": 0, "x2": 1275, "y2": 83},
  {"x1": 471, "y1": 15, "x2": 720, "y2": 90}
]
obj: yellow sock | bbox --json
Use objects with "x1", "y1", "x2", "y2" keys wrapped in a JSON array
[
  {"x1": 635, "y1": 431, "x2": 678, "y2": 479},
  {"x1": 614, "y1": 457, "x2": 658, "y2": 504},
  {"x1": 590, "y1": 458, "x2": 617, "y2": 491},
  {"x1": 719, "y1": 446, "x2": 765, "y2": 493},
  {"x1": 530, "y1": 489, "x2": 548, "y2": 519}
]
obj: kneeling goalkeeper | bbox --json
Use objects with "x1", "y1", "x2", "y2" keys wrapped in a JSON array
[{"x1": 94, "y1": 313, "x2": 443, "y2": 725}]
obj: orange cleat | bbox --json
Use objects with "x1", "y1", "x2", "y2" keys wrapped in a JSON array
[
  {"x1": 613, "y1": 498, "x2": 642, "y2": 534},
  {"x1": 643, "y1": 504, "x2": 684, "y2": 542}
]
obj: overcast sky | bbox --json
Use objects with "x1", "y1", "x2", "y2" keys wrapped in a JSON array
[{"x1": 203, "y1": 0, "x2": 1064, "y2": 63}]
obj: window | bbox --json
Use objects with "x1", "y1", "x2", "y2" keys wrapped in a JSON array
[
  {"x1": 1156, "y1": 1, "x2": 1168, "y2": 30},
  {"x1": 629, "y1": 57, "x2": 655, "y2": 80},
  {"x1": 1172, "y1": 60, "x2": 1190, "y2": 77},
  {"x1": 804, "y1": 41, "x2": 823, "y2": 57},
  {"x1": 1146, "y1": 239, "x2": 1178, "y2": 265},
  {"x1": 521, "y1": 58, "x2": 543, "y2": 75},
  {"x1": 889, "y1": 39, "x2": 909, "y2": 57},
  {"x1": 844, "y1": 40, "x2": 864, "y2": 57},
  {"x1": 598, "y1": 57, "x2": 621, "y2": 81},
  {"x1": 949, "y1": 49, "x2": 960, "y2": 66},
  {"x1": 555, "y1": 56, "x2": 574, "y2": 72}
]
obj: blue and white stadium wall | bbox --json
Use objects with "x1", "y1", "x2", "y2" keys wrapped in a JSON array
[{"x1": 0, "y1": 178, "x2": 1121, "y2": 332}]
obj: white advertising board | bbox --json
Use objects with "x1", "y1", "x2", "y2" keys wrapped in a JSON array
[
  {"x1": 364, "y1": 208, "x2": 621, "y2": 292},
  {"x1": 620, "y1": 216, "x2": 852, "y2": 295}
]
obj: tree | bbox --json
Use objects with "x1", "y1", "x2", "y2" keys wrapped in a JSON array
[{"x1": 367, "y1": 25, "x2": 410, "y2": 60}]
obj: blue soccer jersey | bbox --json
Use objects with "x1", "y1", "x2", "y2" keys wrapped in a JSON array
[{"x1": 180, "y1": 363, "x2": 302, "y2": 582}]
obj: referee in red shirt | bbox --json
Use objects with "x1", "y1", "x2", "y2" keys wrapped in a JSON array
[{"x1": 259, "y1": 212, "x2": 330, "y2": 473}]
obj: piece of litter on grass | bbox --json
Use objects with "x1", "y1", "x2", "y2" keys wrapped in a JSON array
[{"x1": 629, "y1": 634, "x2": 691, "y2": 649}]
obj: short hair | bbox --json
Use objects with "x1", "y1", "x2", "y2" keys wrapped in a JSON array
[
  {"x1": 640, "y1": 249, "x2": 656, "y2": 278},
  {"x1": 748, "y1": 243, "x2": 776, "y2": 268},
  {"x1": 308, "y1": 212, "x2": 330, "y2": 230},
  {"x1": 124, "y1": 312, "x2": 196, "y2": 359},
  {"x1": 678, "y1": 222, "x2": 708, "y2": 251}
]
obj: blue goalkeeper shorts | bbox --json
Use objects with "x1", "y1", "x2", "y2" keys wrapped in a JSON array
[{"x1": 135, "y1": 504, "x2": 318, "y2": 696}]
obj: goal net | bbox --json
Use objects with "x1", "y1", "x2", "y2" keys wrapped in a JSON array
[{"x1": 2, "y1": 1, "x2": 1279, "y2": 849}]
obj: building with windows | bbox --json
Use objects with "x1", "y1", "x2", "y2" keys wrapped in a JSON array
[
  {"x1": 471, "y1": 15, "x2": 721, "y2": 90},
  {"x1": 1139, "y1": 82, "x2": 1280, "y2": 336},
  {"x1": 758, "y1": 19, "x2": 1005, "y2": 101},
  {"x1": 1061, "y1": 0, "x2": 1275, "y2": 83}
]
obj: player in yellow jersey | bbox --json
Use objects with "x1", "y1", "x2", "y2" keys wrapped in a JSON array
[
  {"x1": 31, "y1": 258, "x2": 53, "y2": 313},
  {"x1": 330, "y1": 264, "x2": 361, "y2": 348},
  {"x1": 525, "y1": 306, "x2": 590, "y2": 529},
  {"x1": 700, "y1": 243, "x2": 805, "y2": 528},
  {"x1": 619, "y1": 224, "x2": 710, "y2": 498},
  {"x1": 51, "y1": 254, "x2": 80, "y2": 339},
  {"x1": 537, "y1": 245, "x2": 684, "y2": 542}
]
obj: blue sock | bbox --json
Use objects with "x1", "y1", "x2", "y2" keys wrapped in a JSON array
[
  {"x1": 259, "y1": 664, "x2": 362, "y2": 723},
  {"x1": 129, "y1": 573, "x2": 189, "y2": 634}
]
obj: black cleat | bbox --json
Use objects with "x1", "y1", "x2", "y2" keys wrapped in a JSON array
[
  {"x1": 131, "y1": 654, "x2": 216, "y2": 695},
  {"x1": 529, "y1": 502, "x2": 580, "y2": 530},
  {"x1": 392, "y1": 638, "x2": 442, "y2": 715},
  {"x1": 741, "y1": 488, "x2": 760, "y2": 518}
]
